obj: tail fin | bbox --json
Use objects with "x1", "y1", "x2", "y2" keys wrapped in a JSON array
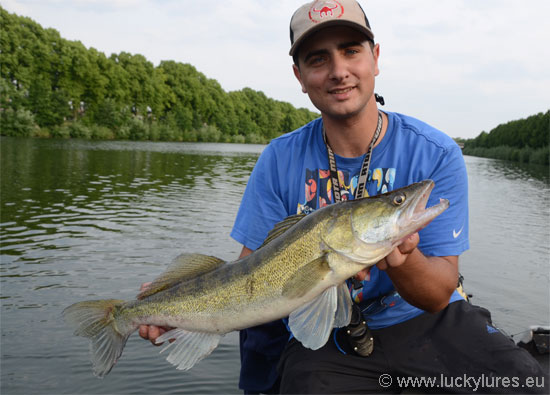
[{"x1": 63, "y1": 299, "x2": 130, "y2": 378}]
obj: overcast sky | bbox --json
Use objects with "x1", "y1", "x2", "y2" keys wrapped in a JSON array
[{"x1": 3, "y1": 0, "x2": 549, "y2": 139}]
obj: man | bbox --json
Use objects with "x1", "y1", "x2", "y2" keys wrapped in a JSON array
[{"x1": 141, "y1": 1, "x2": 548, "y2": 393}]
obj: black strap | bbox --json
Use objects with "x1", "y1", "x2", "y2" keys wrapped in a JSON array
[{"x1": 323, "y1": 111, "x2": 383, "y2": 202}]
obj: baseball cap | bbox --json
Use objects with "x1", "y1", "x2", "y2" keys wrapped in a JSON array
[{"x1": 289, "y1": 0, "x2": 374, "y2": 56}]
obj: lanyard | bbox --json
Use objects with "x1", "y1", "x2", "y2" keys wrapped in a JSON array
[{"x1": 323, "y1": 111, "x2": 383, "y2": 203}]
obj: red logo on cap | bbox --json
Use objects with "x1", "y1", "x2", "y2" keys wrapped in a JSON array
[{"x1": 309, "y1": 1, "x2": 344, "y2": 23}]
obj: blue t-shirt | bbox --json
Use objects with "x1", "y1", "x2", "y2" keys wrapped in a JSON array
[{"x1": 231, "y1": 111, "x2": 469, "y2": 390}]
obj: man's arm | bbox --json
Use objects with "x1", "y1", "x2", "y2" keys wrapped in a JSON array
[{"x1": 378, "y1": 233, "x2": 458, "y2": 313}]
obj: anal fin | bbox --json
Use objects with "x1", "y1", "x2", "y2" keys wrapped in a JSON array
[{"x1": 156, "y1": 329, "x2": 221, "y2": 370}]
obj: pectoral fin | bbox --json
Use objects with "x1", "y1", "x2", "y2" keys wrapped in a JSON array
[
  {"x1": 334, "y1": 283, "x2": 352, "y2": 328},
  {"x1": 288, "y1": 285, "x2": 337, "y2": 350},
  {"x1": 157, "y1": 329, "x2": 221, "y2": 370}
]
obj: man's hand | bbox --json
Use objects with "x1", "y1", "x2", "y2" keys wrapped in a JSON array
[
  {"x1": 137, "y1": 282, "x2": 174, "y2": 346},
  {"x1": 376, "y1": 232, "x2": 419, "y2": 270},
  {"x1": 353, "y1": 233, "x2": 419, "y2": 281}
]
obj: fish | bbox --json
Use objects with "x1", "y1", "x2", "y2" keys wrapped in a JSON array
[{"x1": 63, "y1": 179, "x2": 449, "y2": 377}]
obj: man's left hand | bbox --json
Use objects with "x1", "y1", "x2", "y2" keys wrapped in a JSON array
[
  {"x1": 377, "y1": 232, "x2": 419, "y2": 270},
  {"x1": 353, "y1": 232, "x2": 419, "y2": 281}
]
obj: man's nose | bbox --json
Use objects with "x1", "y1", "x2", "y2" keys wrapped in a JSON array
[{"x1": 329, "y1": 54, "x2": 350, "y2": 81}]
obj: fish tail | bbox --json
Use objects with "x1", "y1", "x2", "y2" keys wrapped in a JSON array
[{"x1": 63, "y1": 299, "x2": 130, "y2": 378}]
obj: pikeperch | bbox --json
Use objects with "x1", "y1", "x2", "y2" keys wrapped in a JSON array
[{"x1": 63, "y1": 179, "x2": 449, "y2": 377}]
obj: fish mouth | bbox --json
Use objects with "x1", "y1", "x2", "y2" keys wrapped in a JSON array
[{"x1": 397, "y1": 180, "x2": 449, "y2": 240}]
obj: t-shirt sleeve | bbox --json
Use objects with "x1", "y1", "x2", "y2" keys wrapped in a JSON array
[
  {"x1": 418, "y1": 143, "x2": 469, "y2": 257},
  {"x1": 230, "y1": 144, "x2": 290, "y2": 251}
]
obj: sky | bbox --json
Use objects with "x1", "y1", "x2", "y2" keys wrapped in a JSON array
[{"x1": 2, "y1": 0, "x2": 549, "y2": 139}]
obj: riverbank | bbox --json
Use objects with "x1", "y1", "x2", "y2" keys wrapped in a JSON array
[
  {"x1": 462, "y1": 145, "x2": 549, "y2": 166},
  {"x1": 0, "y1": 111, "x2": 273, "y2": 144}
]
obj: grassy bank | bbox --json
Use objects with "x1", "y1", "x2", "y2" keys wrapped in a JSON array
[
  {"x1": 0, "y1": 108, "x2": 269, "y2": 144},
  {"x1": 463, "y1": 145, "x2": 549, "y2": 166}
]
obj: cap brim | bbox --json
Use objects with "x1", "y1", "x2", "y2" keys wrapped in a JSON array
[{"x1": 289, "y1": 20, "x2": 374, "y2": 56}]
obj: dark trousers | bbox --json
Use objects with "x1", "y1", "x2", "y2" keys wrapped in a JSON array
[{"x1": 278, "y1": 301, "x2": 548, "y2": 394}]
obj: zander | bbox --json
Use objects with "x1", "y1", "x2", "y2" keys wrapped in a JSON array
[{"x1": 63, "y1": 179, "x2": 448, "y2": 377}]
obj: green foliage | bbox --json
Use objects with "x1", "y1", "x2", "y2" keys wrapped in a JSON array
[
  {"x1": 464, "y1": 111, "x2": 549, "y2": 151},
  {"x1": 463, "y1": 145, "x2": 549, "y2": 166},
  {"x1": 67, "y1": 122, "x2": 91, "y2": 139},
  {"x1": 0, "y1": 6, "x2": 319, "y2": 142},
  {"x1": 90, "y1": 125, "x2": 115, "y2": 140},
  {"x1": 0, "y1": 108, "x2": 38, "y2": 136},
  {"x1": 462, "y1": 111, "x2": 549, "y2": 165}
]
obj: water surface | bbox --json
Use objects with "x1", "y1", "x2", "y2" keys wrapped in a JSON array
[{"x1": 1, "y1": 137, "x2": 548, "y2": 394}]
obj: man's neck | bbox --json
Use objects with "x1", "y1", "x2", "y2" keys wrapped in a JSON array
[{"x1": 323, "y1": 104, "x2": 387, "y2": 158}]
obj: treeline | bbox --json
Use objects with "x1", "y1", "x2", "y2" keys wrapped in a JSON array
[
  {"x1": 0, "y1": 7, "x2": 318, "y2": 143},
  {"x1": 462, "y1": 111, "x2": 549, "y2": 166}
]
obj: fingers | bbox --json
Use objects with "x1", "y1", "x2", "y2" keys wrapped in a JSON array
[
  {"x1": 377, "y1": 233, "x2": 420, "y2": 270},
  {"x1": 376, "y1": 258, "x2": 388, "y2": 271},
  {"x1": 138, "y1": 324, "x2": 168, "y2": 346},
  {"x1": 354, "y1": 267, "x2": 372, "y2": 281},
  {"x1": 138, "y1": 282, "x2": 166, "y2": 345},
  {"x1": 398, "y1": 233, "x2": 419, "y2": 254}
]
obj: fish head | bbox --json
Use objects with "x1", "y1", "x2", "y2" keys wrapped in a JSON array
[{"x1": 350, "y1": 180, "x2": 449, "y2": 259}]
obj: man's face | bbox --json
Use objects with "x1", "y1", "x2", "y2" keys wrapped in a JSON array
[{"x1": 293, "y1": 26, "x2": 380, "y2": 120}]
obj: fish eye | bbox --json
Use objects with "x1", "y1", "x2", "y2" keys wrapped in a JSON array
[{"x1": 393, "y1": 193, "x2": 406, "y2": 206}]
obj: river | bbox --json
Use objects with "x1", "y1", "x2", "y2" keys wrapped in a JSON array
[{"x1": 1, "y1": 137, "x2": 548, "y2": 394}]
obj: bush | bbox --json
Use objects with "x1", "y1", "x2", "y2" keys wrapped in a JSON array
[
  {"x1": 530, "y1": 147, "x2": 549, "y2": 166},
  {"x1": 68, "y1": 122, "x2": 92, "y2": 139},
  {"x1": 90, "y1": 125, "x2": 115, "y2": 140},
  {"x1": 230, "y1": 134, "x2": 246, "y2": 144},
  {"x1": 182, "y1": 129, "x2": 198, "y2": 142},
  {"x1": 245, "y1": 133, "x2": 265, "y2": 144},
  {"x1": 464, "y1": 145, "x2": 549, "y2": 167},
  {"x1": 0, "y1": 108, "x2": 38, "y2": 137},
  {"x1": 128, "y1": 118, "x2": 149, "y2": 140},
  {"x1": 197, "y1": 124, "x2": 221, "y2": 142},
  {"x1": 149, "y1": 123, "x2": 161, "y2": 141},
  {"x1": 157, "y1": 124, "x2": 179, "y2": 141},
  {"x1": 49, "y1": 125, "x2": 71, "y2": 138}
]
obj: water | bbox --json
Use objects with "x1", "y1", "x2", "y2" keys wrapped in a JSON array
[{"x1": 1, "y1": 137, "x2": 549, "y2": 394}]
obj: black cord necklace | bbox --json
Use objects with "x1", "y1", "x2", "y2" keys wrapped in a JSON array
[{"x1": 323, "y1": 111, "x2": 383, "y2": 203}]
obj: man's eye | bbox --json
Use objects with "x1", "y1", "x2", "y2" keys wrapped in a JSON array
[
  {"x1": 345, "y1": 48, "x2": 359, "y2": 55},
  {"x1": 308, "y1": 56, "x2": 325, "y2": 66}
]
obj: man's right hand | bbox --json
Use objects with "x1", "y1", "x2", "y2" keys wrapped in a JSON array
[{"x1": 138, "y1": 282, "x2": 174, "y2": 346}]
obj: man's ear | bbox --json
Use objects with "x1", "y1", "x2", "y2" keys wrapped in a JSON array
[
  {"x1": 373, "y1": 43, "x2": 380, "y2": 77},
  {"x1": 293, "y1": 64, "x2": 307, "y2": 93}
]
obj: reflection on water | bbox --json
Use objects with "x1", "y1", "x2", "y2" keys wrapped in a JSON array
[
  {"x1": 1, "y1": 137, "x2": 262, "y2": 394},
  {"x1": 1, "y1": 138, "x2": 548, "y2": 394},
  {"x1": 460, "y1": 155, "x2": 549, "y2": 336}
]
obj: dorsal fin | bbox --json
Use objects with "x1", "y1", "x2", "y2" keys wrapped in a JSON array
[
  {"x1": 137, "y1": 253, "x2": 225, "y2": 299},
  {"x1": 258, "y1": 213, "x2": 306, "y2": 249}
]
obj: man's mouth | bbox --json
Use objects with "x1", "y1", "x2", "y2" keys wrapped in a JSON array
[{"x1": 329, "y1": 86, "x2": 355, "y2": 94}]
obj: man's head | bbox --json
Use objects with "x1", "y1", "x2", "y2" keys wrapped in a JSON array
[
  {"x1": 289, "y1": 1, "x2": 380, "y2": 121},
  {"x1": 290, "y1": 0, "x2": 374, "y2": 64}
]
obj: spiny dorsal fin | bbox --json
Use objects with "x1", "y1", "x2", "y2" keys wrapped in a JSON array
[
  {"x1": 258, "y1": 213, "x2": 306, "y2": 249},
  {"x1": 137, "y1": 253, "x2": 225, "y2": 299}
]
